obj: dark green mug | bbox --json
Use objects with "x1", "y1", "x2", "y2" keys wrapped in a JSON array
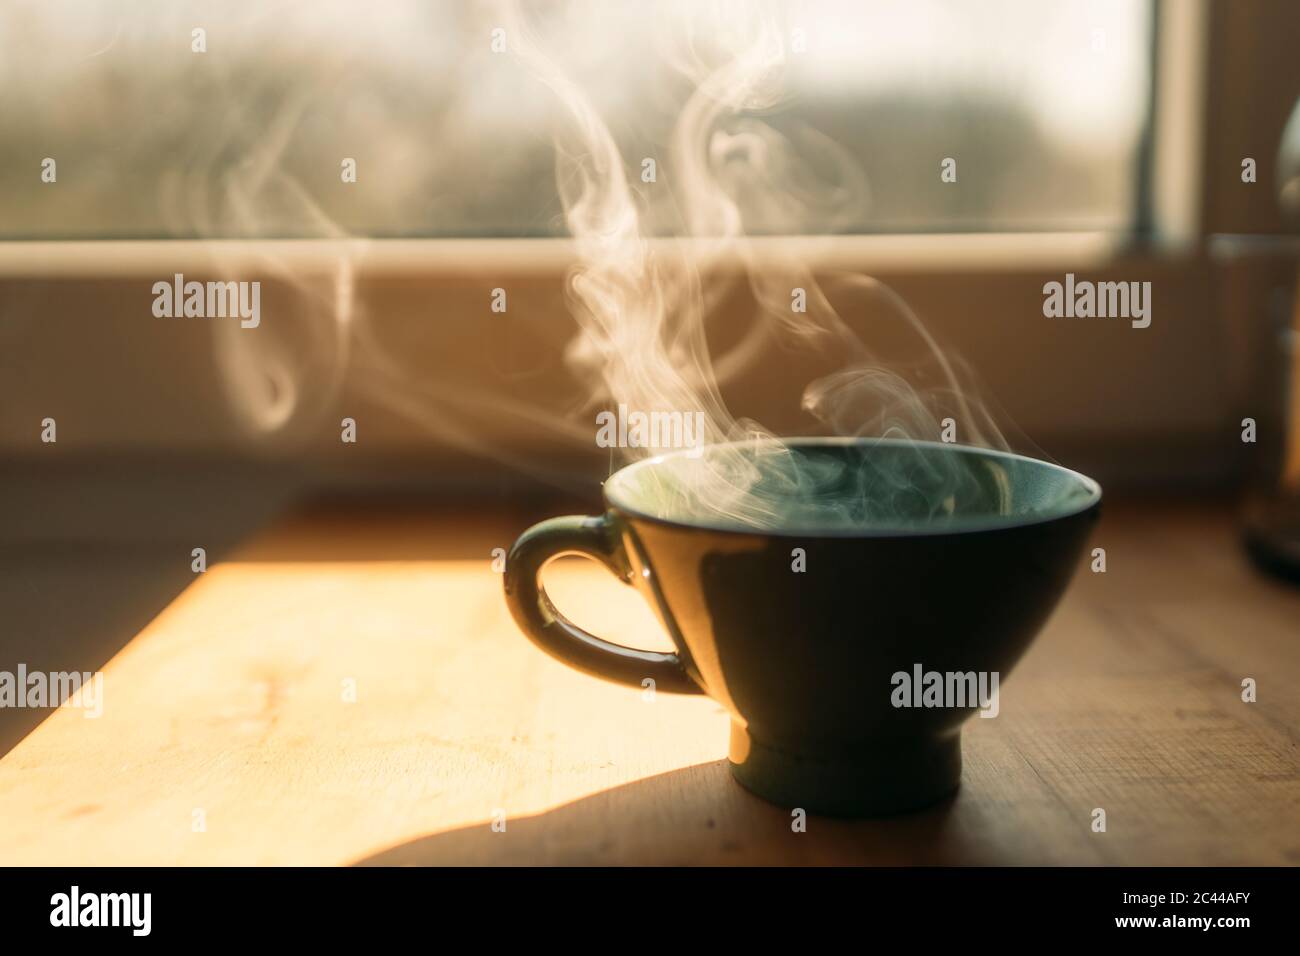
[{"x1": 504, "y1": 438, "x2": 1101, "y2": 816}]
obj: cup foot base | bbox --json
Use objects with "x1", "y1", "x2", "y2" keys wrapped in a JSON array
[{"x1": 727, "y1": 723, "x2": 961, "y2": 817}]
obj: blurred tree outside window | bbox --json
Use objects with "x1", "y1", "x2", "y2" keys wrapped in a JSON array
[{"x1": 0, "y1": 0, "x2": 1152, "y2": 240}]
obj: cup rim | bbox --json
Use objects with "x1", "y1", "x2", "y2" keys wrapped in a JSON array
[{"x1": 602, "y1": 436, "x2": 1103, "y2": 538}]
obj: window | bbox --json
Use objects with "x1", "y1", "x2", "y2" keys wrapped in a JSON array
[{"x1": 0, "y1": 0, "x2": 1152, "y2": 239}]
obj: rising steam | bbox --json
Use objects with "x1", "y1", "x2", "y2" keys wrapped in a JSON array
[
  {"x1": 192, "y1": 0, "x2": 1025, "y2": 529},
  {"x1": 503, "y1": 0, "x2": 1012, "y2": 528}
]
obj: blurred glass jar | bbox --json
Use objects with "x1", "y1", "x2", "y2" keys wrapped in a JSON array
[
  {"x1": 1210, "y1": 100, "x2": 1300, "y2": 583},
  {"x1": 1239, "y1": 256, "x2": 1300, "y2": 582}
]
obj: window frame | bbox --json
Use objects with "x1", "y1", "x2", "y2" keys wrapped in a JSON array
[{"x1": 3, "y1": 0, "x2": 1292, "y2": 495}]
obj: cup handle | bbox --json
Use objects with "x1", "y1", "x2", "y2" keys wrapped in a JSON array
[{"x1": 503, "y1": 514, "x2": 704, "y2": 694}]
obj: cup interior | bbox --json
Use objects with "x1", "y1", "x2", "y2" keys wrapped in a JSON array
[{"x1": 603, "y1": 437, "x2": 1101, "y2": 536}]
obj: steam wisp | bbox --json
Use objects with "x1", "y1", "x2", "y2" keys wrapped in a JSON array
[
  {"x1": 505, "y1": 0, "x2": 1014, "y2": 529},
  {"x1": 169, "y1": 0, "x2": 1039, "y2": 528}
]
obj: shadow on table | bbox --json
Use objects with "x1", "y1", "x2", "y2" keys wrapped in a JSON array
[
  {"x1": 230, "y1": 493, "x2": 593, "y2": 563},
  {"x1": 0, "y1": 544, "x2": 215, "y2": 757},
  {"x1": 0, "y1": 466, "x2": 582, "y2": 758},
  {"x1": 354, "y1": 759, "x2": 976, "y2": 866},
  {"x1": 0, "y1": 462, "x2": 297, "y2": 758}
]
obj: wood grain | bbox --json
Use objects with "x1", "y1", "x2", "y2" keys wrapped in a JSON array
[{"x1": 0, "y1": 499, "x2": 1296, "y2": 865}]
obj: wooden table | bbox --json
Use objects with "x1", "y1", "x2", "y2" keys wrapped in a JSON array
[{"x1": 0, "y1": 499, "x2": 1296, "y2": 865}]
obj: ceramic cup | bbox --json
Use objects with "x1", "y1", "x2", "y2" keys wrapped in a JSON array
[{"x1": 503, "y1": 438, "x2": 1101, "y2": 816}]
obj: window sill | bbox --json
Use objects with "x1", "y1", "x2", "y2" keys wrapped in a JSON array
[{"x1": 0, "y1": 231, "x2": 1143, "y2": 279}]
